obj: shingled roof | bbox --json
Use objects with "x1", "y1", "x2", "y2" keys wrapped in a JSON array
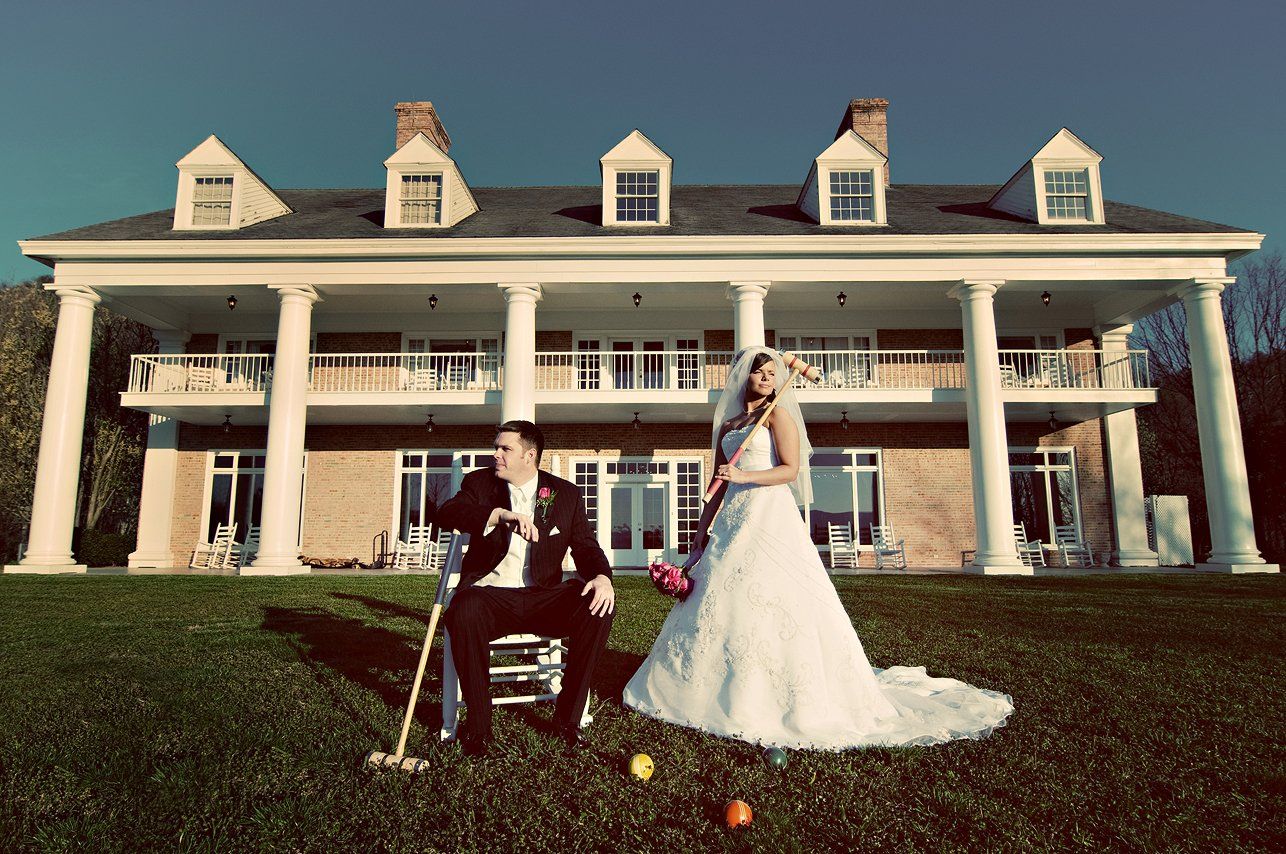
[{"x1": 30, "y1": 184, "x2": 1251, "y2": 242}]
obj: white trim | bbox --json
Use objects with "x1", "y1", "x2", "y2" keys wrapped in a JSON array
[
  {"x1": 1008, "y1": 445, "x2": 1082, "y2": 544},
  {"x1": 571, "y1": 330, "x2": 704, "y2": 350},
  {"x1": 805, "y1": 447, "x2": 886, "y2": 553},
  {"x1": 22, "y1": 232, "x2": 1264, "y2": 263},
  {"x1": 199, "y1": 449, "x2": 307, "y2": 549},
  {"x1": 995, "y1": 328, "x2": 1065, "y2": 348},
  {"x1": 774, "y1": 329, "x2": 878, "y2": 349},
  {"x1": 400, "y1": 331, "x2": 503, "y2": 352}
]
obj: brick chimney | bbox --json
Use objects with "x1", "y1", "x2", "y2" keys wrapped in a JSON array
[
  {"x1": 835, "y1": 98, "x2": 890, "y2": 184},
  {"x1": 395, "y1": 101, "x2": 452, "y2": 153}
]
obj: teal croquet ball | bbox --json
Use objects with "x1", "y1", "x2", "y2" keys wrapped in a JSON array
[{"x1": 763, "y1": 747, "x2": 788, "y2": 770}]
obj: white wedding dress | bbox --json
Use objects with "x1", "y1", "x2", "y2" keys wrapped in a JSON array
[{"x1": 623, "y1": 424, "x2": 1014, "y2": 750}]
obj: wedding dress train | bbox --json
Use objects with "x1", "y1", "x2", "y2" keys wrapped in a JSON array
[{"x1": 623, "y1": 424, "x2": 1014, "y2": 750}]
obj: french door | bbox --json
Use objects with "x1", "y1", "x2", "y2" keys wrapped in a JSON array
[{"x1": 608, "y1": 482, "x2": 667, "y2": 566}]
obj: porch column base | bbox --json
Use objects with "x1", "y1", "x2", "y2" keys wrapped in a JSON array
[
  {"x1": 128, "y1": 551, "x2": 178, "y2": 569},
  {"x1": 240, "y1": 562, "x2": 311, "y2": 576},
  {"x1": 964, "y1": 563, "x2": 1034, "y2": 576},
  {"x1": 1194, "y1": 562, "x2": 1279, "y2": 574},
  {"x1": 1111, "y1": 549, "x2": 1160, "y2": 567},
  {"x1": 4, "y1": 563, "x2": 88, "y2": 574}
]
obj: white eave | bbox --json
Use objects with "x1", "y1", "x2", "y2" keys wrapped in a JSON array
[{"x1": 18, "y1": 231, "x2": 1265, "y2": 264}]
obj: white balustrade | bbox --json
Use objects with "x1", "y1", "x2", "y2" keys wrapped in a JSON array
[{"x1": 126, "y1": 348, "x2": 1152, "y2": 395}]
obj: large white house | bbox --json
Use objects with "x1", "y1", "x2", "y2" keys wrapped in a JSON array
[{"x1": 5, "y1": 99, "x2": 1278, "y2": 575}]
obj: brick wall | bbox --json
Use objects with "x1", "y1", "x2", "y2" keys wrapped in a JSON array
[
  {"x1": 1064, "y1": 328, "x2": 1096, "y2": 350},
  {"x1": 315, "y1": 332, "x2": 402, "y2": 353},
  {"x1": 536, "y1": 330, "x2": 573, "y2": 350},
  {"x1": 187, "y1": 334, "x2": 219, "y2": 354},
  {"x1": 167, "y1": 416, "x2": 1112, "y2": 568},
  {"x1": 876, "y1": 329, "x2": 965, "y2": 349}
]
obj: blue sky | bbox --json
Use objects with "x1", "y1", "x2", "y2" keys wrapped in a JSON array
[{"x1": 2, "y1": 0, "x2": 1282, "y2": 281}]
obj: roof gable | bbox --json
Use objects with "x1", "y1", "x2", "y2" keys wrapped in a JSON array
[
  {"x1": 816, "y1": 130, "x2": 888, "y2": 164},
  {"x1": 1032, "y1": 128, "x2": 1102, "y2": 163},
  {"x1": 173, "y1": 134, "x2": 291, "y2": 229},
  {"x1": 383, "y1": 131, "x2": 454, "y2": 166},
  {"x1": 600, "y1": 129, "x2": 671, "y2": 163}
]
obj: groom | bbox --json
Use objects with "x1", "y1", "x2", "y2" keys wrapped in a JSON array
[{"x1": 439, "y1": 420, "x2": 615, "y2": 756}]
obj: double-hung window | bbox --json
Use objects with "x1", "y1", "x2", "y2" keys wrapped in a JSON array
[
  {"x1": 828, "y1": 170, "x2": 874, "y2": 222},
  {"x1": 401, "y1": 174, "x2": 443, "y2": 225},
  {"x1": 192, "y1": 176, "x2": 233, "y2": 226},
  {"x1": 615, "y1": 171, "x2": 659, "y2": 222},
  {"x1": 1043, "y1": 169, "x2": 1090, "y2": 220}
]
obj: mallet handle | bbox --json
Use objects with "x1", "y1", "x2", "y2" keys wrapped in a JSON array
[{"x1": 393, "y1": 603, "x2": 443, "y2": 759}]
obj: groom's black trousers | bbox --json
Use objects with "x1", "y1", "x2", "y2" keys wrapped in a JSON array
[{"x1": 445, "y1": 579, "x2": 614, "y2": 741}]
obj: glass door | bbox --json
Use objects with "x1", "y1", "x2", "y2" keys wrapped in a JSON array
[{"x1": 608, "y1": 482, "x2": 668, "y2": 565}]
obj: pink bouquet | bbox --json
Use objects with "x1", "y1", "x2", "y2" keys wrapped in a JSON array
[{"x1": 649, "y1": 560, "x2": 693, "y2": 601}]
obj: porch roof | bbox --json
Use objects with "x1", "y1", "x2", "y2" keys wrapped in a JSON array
[{"x1": 31, "y1": 184, "x2": 1253, "y2": 243}]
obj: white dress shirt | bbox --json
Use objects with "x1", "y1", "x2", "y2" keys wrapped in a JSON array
[{"x1": 474, "y1": 473, "x2": 540, "y2": 588}]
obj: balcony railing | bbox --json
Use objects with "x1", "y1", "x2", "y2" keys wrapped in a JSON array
[
  {"x1": 310, "y1": 353, "x2": 501, "y2": 392},
  {"x1": 125, "y1": 348, "x2": 1152, "y2": 395},
  {"x1": 535, "y1": 350, "x2": 736, "y2": 391}
]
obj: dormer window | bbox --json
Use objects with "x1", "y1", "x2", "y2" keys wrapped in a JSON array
[
  {"x1": 400, "y1": 174, "x2": 443, "y2": 225},
  {"x1": 796, "y1": 131, "x2": 889, "y2": 226},
  {"x1": 616, "y1": 171, "x2": 659, "y2": 222},
  {"x1": 987, "y1": 129, "x2": 1105, "y2": 225},
  {"x1": 828, "y1": 170, "x2": 875, "y2": 222},
  {"x1": 600, "y1": 130, "x2": 672, "y2": 227},
  {"x1": 172, "y1": 135, "x2": 290, "y2": 231},
  {"x1": 1043, "y1": 169, "x2": 1090, "y2": 220},
  {"x1": 192, "y1": 177, "x2": 234, "y2": 226}
]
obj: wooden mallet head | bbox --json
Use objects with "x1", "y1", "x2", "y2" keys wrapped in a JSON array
[{"x1": 778, "y1": 351, "x2": 824, "y2": 383}]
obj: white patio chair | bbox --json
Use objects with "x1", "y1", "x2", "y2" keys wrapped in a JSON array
[
  {"x1": 1013, "y1": 523, "x2": 1046, "y2": 567},
  {"x1": 1054, "y1": 524, "x2": 1094, "y2": 567},
  {"x1": 229, "y1": 524, "x2": 261, "y2": 569},
  {"x1": 404, "y1": 364, "x2": 438, "y2": 391},
  {"x1": 437, "y1": 533, "x2": 592, "y2": 742},
  {"x1": 190, "y1": 522, "x2": 237, "y2": 569},
  {"x1": 827, "y1": 522, "x2": 858, "y2": 569},
  {"x1": 870, "y1": 524, "x2": 908, "y2": 570},
  {"x1": 392, "y1": 525, "x2": 432, "y2": 570},
  {"x1": 187, "y1": 365, "x2": 217, "y2": 391},
  {"x1": 425, "y1": 527, "x2": 453, "y2": 572}
]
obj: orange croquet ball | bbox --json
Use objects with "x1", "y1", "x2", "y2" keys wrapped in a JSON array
[
  {"x1": 628, "y1": 753, "x2": 654, "y2": 781},
  {"x1": 725, "y1": 799, "x2": 753, "y2": 829}
]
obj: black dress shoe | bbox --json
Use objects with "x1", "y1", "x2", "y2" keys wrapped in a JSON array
[
  {"x1": 558, "y1": 727, "x2": 590, "y2": 755},
  {"x1": 460, "y1": 735, "x2": 492, "y2": 758}
]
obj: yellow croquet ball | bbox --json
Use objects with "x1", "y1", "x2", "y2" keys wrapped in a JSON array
[
  {"x1": 627, "y1": 753, "x2": 654, "y2": 780},
  {"x1": 725, "y1": 799, "x2": 753, "y2": 829}
]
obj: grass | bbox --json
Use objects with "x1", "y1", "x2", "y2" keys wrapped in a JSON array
[{"x1": 0, "y1": 574, "x2": 1282, "y2": 853}]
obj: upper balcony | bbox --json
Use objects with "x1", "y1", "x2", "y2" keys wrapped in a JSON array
[{"x1": 123, "y1": 347, "x2": 1156, "y2": 426}]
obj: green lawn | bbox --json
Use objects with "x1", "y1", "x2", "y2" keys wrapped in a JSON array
[{"x1": 0, "y1": 574, "x2": 1281, "y2": 853}]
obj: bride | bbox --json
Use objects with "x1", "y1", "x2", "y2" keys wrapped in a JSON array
[{"x1": 622, "y1": 346, "x2": 1014, "y2": 750}]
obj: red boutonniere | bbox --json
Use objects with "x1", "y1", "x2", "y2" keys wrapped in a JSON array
[{"x1": 534, "y1": 487, "x2": 557, "y2": 522}]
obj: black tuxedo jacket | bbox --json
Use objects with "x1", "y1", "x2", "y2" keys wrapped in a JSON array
[{"x1": 437, "y1": 468, "x2": 612, "y2": 590}]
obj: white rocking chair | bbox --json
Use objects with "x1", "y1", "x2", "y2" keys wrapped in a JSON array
[
  {"x1": 228, "y1": 524, "x2": 261, "y2": 569},
  {"x1": 392, "y1": 525, "x2": 433, "y2": 570},
  {"x1": 827, "y1": 522, "x2": 859, "y2": 569},
  {"x1": 437, "y1": 533, "x2": 592, "y2": 741},
  {"x1": 1013, "y1": 523, "x2": 1046, "y2": 568},
  {"x1": 870, "y1": 524, "x2": 908, "y2": 570},
  {"x1": 191, "y1": 522, "x2": 237, "y2": 569},
  {"x1": 1054, "y1": 524, "x2": 1094, "y2": 567}
]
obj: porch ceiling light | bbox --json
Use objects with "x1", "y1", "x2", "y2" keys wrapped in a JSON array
[
  {"x1": 222, "y1": 413, "x2": 232, "y2": 433},
  {"x1": 425, "y1": 413, "x2": 435, "y2": 433},
  {"x1": 429, "y1": 294, "x2": 439, "y2": 311},
  {"x1": 1047, "y1": 410, "x2": 1058, "y2": 431},
  {"x1": 631, "y1": 411, "x2": 642, "y2": 430},
  {"x1": 633, "y1": 292, "x2": 642, "y2": 308},
  {"x1": 837, "y1": 291, "x2": 847, "y2": 308},
  {"x1": 227, "y1": 294, "x2": 238, "y2": 311},
  {"x1": 1041, "y1": 290, "x2": 1052, "y2": 307},
  {"x1": 840, "y1": 410, "x2": 849, "y2": 430}
]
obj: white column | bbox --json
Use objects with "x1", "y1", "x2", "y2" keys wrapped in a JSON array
[
  {"x1": 950, "y1": 280, "x2": 1028, "y2": 575},
  {"x1": 127, "y1": 330, "x2": 191, "y2": 568},
  {"x1": 1097, "y1": 326, "x2": 1160, "y2": 566},
  {"x1": 727, "y1": 281, "x2": 770, "y2": 350},
  {"x1": 246, "y1": 285, "x2": 320, "y2": 575},
  {"x1": 1178, "y1": 278, "x2": 1278, "y2": 573},
  {"x1": 499, "y1": 283, "x2": 541, "y2": 422},
  {"x1": 5, "y1": 286, "x2": 101, "y2": 573}
]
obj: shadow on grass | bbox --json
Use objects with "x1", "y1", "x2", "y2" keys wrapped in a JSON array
[
  {"x1": 261, "y1": 605, "x2": 445, "y2": 729},
  {"x1": 329, "y1": 591, "x2": 436, "y2": 624}
]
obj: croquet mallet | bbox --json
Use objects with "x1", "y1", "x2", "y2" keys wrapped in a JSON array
[{"x1": 363, "y1": 535, "x2": 460, "y2": 773}]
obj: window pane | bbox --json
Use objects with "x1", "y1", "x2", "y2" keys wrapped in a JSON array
[
  {"x1": 400, "y1": 473, "x2": 423, "y2": 537},
  {"x1": 1010, "y1": 470, "x2": 1049, "y2": 543},
  {"x1": 808, "y1": 469, "x2": 854, "y2": 546},
  {"x1": 811, "y1": 452, "x2": 853, "y2": 467},
  {"x1": 208, "y1": 474, "x2": 232, "y2": 540},
  {"x1": 855, "y1": 470, "x2": 880, "y2": 545},
  {"x1": 1053, "y1": 469, "x2": 1078, "y2": 530}
]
